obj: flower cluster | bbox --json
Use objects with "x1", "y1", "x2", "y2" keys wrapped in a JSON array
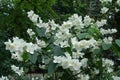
[
  {"x1": 53, "y1": 53, "x2": 82, "y2": 71},
  {"x1": 77, "y1": 74, "x2": 89, "y2": 80},
  {"x1": 100, "y1": 0, "x2": 112, "y2": 3},
  {"x1": 71, "y1": 37, "x2": 98, "y2": 51},
  {"x1": 27, "y1": 10, "x2": 59, "y2": 33},
  {"x1": 117, "y1": 0, "x2": 120, "y2": 6},
  {"x1": 27, "y1": 28, "x2": 35, "y2": 38},
  {"x1": 11, "y1": 65, "x2": 24, "y2": 76},
  {"x1": 102, "y1": 58, "x2": 114, "y2": 73},
  {"x1": 5, "y1": 37, "x2": 40, "y2": 61},
  {"x1": 100, "y1": 28, "x2": 117, "y2": 35},
  {"x1": 112, "y1": 76, "x2": 120, "y2": 80},
  {"x1": 96, "y1": 19, "x2": 107, "y2": 28},
  {"x1": 26, "y1": 9, "x2": 119, "y2": 79},
  {"x1": 3, "y1": 0, "x2": 120, "y2": 79},
  {"x1": 103, "y1": 37, "x2": 113, "y2": 44},
  {"x1": 100, "y1": 0, "x2": 120, "y2": 15},
  {"x1": 0, "y1": 76, "x2": 9, "y2": 80},
  {"x1": 101, "y1": 7, "x2": 109, "y2": 14}
]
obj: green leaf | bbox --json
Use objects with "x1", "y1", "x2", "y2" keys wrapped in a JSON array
[
  {"x1": 36, "y1": 27, "x2": 46, "y2": 37},
  {"x1": 77, "y1": 33, "x2": 89, "y2": 39},
  {"x1": 87, "y1": 26, "x2": 101, "y2": 40},
  {"x1": 22, "y1": 52, "x2": 28, "y2": 61},
  {"x1": 115, "y1": 39, "x2": 120, "y2": 47},
  {"x1": 64, "y1": 47, "x2": 72, "y2": 55},
  {"x1": 102, "y1": 42, "x2": 112, "y2": 50},
  {"x1": 111, "y1": 44, "x2": 120, "y2": 54},
  {"x1": 53, "y1": 46, "x2": 64, "y2": 56},
  {"x1": 93, "y1": 49, "x2": 101, "y2": 54},
  {"x1": 48, "y1": 62, "x2": 58, "y2": 75},
  {"x1": 28, "y1": 53, "x2": 38, "y2": 64},
  {"x1": 22, "y1": 75, "x2": 29, "y2": 80},
  {"x1": 88, "y1": 27, "x2": 94, "y2": 35}
]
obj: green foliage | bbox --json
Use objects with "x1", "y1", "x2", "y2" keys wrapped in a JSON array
[
  {"x1": 115, "y1": 39, "x2": 120, "y2": 47},
  {"x1": 0, "y1": 30, "x2": 12, "y2": 76},
  {"x1": 22, "y1": 52, "x2": 29, "y2": 61},
  {"x1": 102, "y1": 43, "x2": 112, "y2": 50},
  {"x1": 111, "y1": 45, "x2": 120, "y2": 55},
  {"x1": 77, "y1": 33, "x2": 90, "y2": 39},
  {"x1": 28, "y1": 53, "x2": 38, "y2": 64},
  {"x1": 52, "y1": 46, "x2": 64, "y2": 56},
  {"x1": 48, "y1": 62, "x2": 58, "y2": 75},
  {"x1": 21, "y1": 75, "x2": 29, "y2": 80},
  {"x1": 0, "y1": 0, "x2": 87, "y2": 39},
  {"x1": 53, "y1": 0, "x2": 86, "y2": 23},
  {"x1": 87, "y1": 26, "x2": 101, "y2": 40},
  {"x1": 36, "y1": 27, "x2": 46, "y2": 38}
]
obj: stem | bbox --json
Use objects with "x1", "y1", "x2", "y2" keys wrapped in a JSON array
[{"x1": 66, "y1": 72, "x2": 81, "y2": 80}]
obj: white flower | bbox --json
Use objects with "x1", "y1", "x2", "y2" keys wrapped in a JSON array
[
  {"x1": 117, "y1": 0, "x2": 120, "y2": 6},
  {"x1": 59, "y1": 41, "x2": 69, "y2": 48},
  {"x1": 55, "y1": 30, "x2": 71, "y2": 41},
  {"x1": 81, "y1": 58, "x2": 88, "y2": 68},
  {"x1": 68, "y1": 14, "x2": 79, "y2": 21},
  {"x1": 96, "y1": 21, "x2": 102, "y2": 27},
  {"x1": 101, "y1": 19, "x2": 107, "y2": 25},
  {"x1": 112, "y1": 76, "x2": 120, "y2": 80},
  {"x1": 27, "y1": 10, "x2": 39, "y2": 23},
  {"x1": 64, "y1": 52, "x2": 72, "y2": 59},
  {"x1": 101, "y1": 7, "x2": 109, "y2": 14},
  {"x1": 77, "y1": 74, "x2": 89, "y2": 80},
  {"x1": 102, "y1": 58, "x2": 114, "y2": 67},
  {"x1": 102, "y1": 58, "x2": 114, "y2": 73},
  {"x1": 115, "y1": 8, "x2": 119, "y2": 12},
  {"x1": 111, "y1": 29, "x2": 117, "y2": 33},
  {"x1": 107, "y1": 67, "x2": 113, "y2": 73},
  {"x1": 31, "y1": 14, "x2": 39, "y2": 23},
  {"x1": 72, "y1": 51, "x2": 85, "y2": 58},
  {"x1": 84, "y1": 15, "x2": 92, "y2": 26},
  {"x1": 11, "y1": 65, "x2": 24, "y2": 76},
  {"x1": 71, "y1": 37, "x2": 98, "y2": 51},
  {"x1": 53, "y1": 52, "x2": 82, "y2": 71},
  {"x1": 103, "y1": 37, "x2": 113, "y2": 44},
  {"x1": 48, "y1": 20, "x2": 59, "y2": 30},
  {"x1": 94, "y1": 68, "x2": 99, "y2": 74},
  {"x1": 54, "y1": 30, "x2": 72, "y2": 47},
  {"x1": 61, "y1": 21, "x2": 73, "y2": 29},
  {"x1": 69, "y1": 59, "x2": 82, "y2": 71},
  {"x1": 36, "y1": 38, "x2": 47, "y2": 48},
  {"x1": 53, "y1": 56, "x2": 63, "y2": 63},
  {"x1": 5, "y1": 37, "x2": 41, "y2": 61},
  {"x1": 100, "y1": 0, "x2": 112, "y2": 3},
  {"x1": 4, "y1": 39, "x2": 14, "y2": 52},
  {"x1": 39, "y1": 64, "x2": 46, "y2": 69},
  {"x1": 96, "y1": 19, "x2": 107, "y2": 27},
  {"x1": 11, "y1": 52, "x2": 23, "y2": 61},
  {"x1": 79, "y1": 39, "x2": 97, "y2": 49},
  {"x1": 4, "y1": 37, "x2": 27, "y2": 61},
  {"x1": 26, "y1": 43, "x2": 40, "y2": 54},
  {"x1": 27, "y1": 10, "x2": 34, "y2": 18},
  {"x1": 27, "y1": 29, "x2": 35, "y2": 38},
  {"x1": 71, "y1": 37, "x2": 81, "y2": 51},
  {"x1": 4, "y1": 37, "x2": 26, "y2": 53},
  {"x1": 55, "y1": 32, "x2": 63, "y2": 39},
  {"x1": 68, "y1": 14, "x2": 84, "y2": 30},
  {"x1": 0, "y1": 76, "x2": 9, "y2": 80},
  {"x1": 100, "y1": 28, "x2": 117, "y2": 35}
]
